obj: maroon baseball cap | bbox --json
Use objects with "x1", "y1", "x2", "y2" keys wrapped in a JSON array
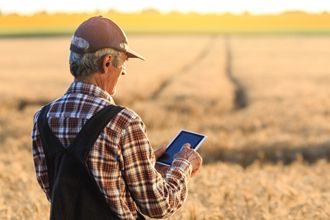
[{"x1": 70, "y1": 16, "x2": 144, "y2": 60}]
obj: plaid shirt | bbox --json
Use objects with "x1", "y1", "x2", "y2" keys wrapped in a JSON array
[{"x1": 32, "y1": 81, "x2": 192, "y2": 219}]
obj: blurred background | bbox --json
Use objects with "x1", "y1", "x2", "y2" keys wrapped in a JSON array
[{"x1": 1, "y1": 0, "x2": 330, "y2": 219}]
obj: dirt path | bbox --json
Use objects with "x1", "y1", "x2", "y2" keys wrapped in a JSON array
[{"x1": 224, "y1": 36, "x2": 248, "y2": 109}]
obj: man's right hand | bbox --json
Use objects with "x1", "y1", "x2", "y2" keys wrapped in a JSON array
[{"x1": 173, "y1": 143, "x2": 202, "y2": 177}]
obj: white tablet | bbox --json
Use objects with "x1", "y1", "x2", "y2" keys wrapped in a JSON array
[{"x1": 156, "y1": 130, "x2": 207, "y2": 166}]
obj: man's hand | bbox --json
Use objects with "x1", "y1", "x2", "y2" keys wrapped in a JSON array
[
  {"x1": 154, "y1": 144, "x2": 169, "y2": 177},
  {"x1": 173, "y1": 143, "x2": 203, "y2": 177},
  {"x1": 154, "y1": 144, "x2": 167, "y2": 159}
]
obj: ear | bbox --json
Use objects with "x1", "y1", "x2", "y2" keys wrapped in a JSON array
[{"x1": 102, "y1": 55, "x2": 112, "y2": 73}]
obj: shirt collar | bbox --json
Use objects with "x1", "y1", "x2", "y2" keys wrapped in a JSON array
[{"x1": 65, "y1": 81, "x2": 115, "y2": 104}]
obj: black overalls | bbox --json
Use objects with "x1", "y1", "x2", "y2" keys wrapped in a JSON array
[{"x1": 37, "y1": 104, "x2": 144, "y2": 220}]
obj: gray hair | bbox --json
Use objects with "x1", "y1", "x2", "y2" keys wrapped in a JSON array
[{"x1": 69, "y1": 47, "x2": 121, "y2": 78}]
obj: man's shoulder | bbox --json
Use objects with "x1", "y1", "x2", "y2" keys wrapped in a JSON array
[
  {"x1": 33, "y1": 108, "x2": 41, "y2": 123},
  {"x1": 32, "y1": 99, "x2": 59, "y2": 124},
  {"x1": 113, "y1": 106, "x2": 143, "y2": 128},
  {"x1": 32, "y1": 103, "x2": 51, "y2": 124}
]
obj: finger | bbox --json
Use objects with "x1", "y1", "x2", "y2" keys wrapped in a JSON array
[
  {"x1": 154, "y1": 144, "x2": 167, "y2": 159},
  {"x1": 198, "y1": 156, "x2": 203, "y2": 166},
  {"x1": 191, "y1": 153, "x2": 203, "y2": 165},
  {"x1": 181, "y1": 143, "x2": 191, "y2": 151},
  {"x1": 155, "y1": 163, "x2": 168, "y2": 177},
  {"x1": 183, "y1": 143, "x2": 191, "y2": 148},
  {"x1": 159, "y1": 144, "x2": 167, "y2": 154},
  {"x1": 191, "y1": 162, "x2": 201, "y2": 176},
  {"x1": 191, "y1": 168, "x2": 200, "y2": 177},
  {"x1": 155, "y1": 163, "x2": 167, "y2": 171}
]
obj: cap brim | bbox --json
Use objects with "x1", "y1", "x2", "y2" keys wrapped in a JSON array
[{"x1": 126, "y1": 48, "x2": 145, "y2": 60}]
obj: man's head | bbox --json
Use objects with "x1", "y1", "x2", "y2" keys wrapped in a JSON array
[{"x1": 69, "y1": 16, "x2": 144, "y2": 95}]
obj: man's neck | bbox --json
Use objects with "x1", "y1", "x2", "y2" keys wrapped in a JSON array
[{"x1": 75, "y1": 72, "x2": 106, "y2": 91}]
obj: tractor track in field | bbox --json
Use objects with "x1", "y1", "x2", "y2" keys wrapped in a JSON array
[
  {"x1": 149, "y1": 35, "x2": 218, "y2": 100},
  {"x1": 224, "y1": 36, "x2": 248, "y2": 110},
  {"x1": 149, "y1": 35, "x2": 248, "y2": 111}
]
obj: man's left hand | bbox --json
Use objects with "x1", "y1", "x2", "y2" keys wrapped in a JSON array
[
  {"x1": 154, "y1": 144, "x2": 169, "y2": 177},
  {"x1": 154, "y1": 144, "x2": 167, "y2": 159}
]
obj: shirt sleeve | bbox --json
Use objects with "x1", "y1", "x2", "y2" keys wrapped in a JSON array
[
  {"x1": 31, "y1": 110, "x2": 51, "y2": 201},
  {"x1": 120, "y1": 116, "x2": 192, "y2": 219}
]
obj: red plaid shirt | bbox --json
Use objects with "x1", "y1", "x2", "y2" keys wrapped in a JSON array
[{"x1": 32, "y1": 81, "x2": 192, "y2": 219}]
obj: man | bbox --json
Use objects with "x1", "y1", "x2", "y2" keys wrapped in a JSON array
[{"x1": 32, "y1": 16, "x2": 202, "y2": 219}]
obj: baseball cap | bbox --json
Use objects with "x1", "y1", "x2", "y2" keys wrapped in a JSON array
[{"x1": 70, "y1": 16, "x2": 144, "y2": 60}]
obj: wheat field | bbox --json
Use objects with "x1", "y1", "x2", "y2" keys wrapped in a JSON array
[{"x1": 0, "y1": 35, "x2": 330, "y2": 219}]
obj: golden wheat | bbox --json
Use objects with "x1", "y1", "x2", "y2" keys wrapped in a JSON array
[{"x1": 0, "y1": 35, "x2": 330, "y2": 219}]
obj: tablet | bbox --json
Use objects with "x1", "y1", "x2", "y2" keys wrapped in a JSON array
[{"x1": 156, "y1": 130, "x2": 207, "y2": 166}]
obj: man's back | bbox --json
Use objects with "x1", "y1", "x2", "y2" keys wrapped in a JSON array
[
  {"x1": 37, "y1": 103, "x2": 123, "y2": 220},
  {"x1": 32, "y1": 81, "x2": 193, "y2": 219}
]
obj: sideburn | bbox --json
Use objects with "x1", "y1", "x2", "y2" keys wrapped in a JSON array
[{"x1": 97, "y1": 55, "x2": 107, "y2": 73}]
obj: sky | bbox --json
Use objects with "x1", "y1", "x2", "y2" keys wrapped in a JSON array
[{"x1": 1, "y1": 0, "x2": 330, "y2": 15}]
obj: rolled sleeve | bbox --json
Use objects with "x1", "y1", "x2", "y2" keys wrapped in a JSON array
[{"x1": 169, "y1": 159, "x2": 192, "y2": 179}]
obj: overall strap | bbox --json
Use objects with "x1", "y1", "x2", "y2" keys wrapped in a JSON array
[
  {"x1": 38, "y1": 104, "x2": 66, "y2": 156},
  {"x1": 70, "y1": 105, "x2": 124, "y2": 162}
]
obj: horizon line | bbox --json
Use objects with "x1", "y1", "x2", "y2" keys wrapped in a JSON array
[{"x1": 1, "y1": 8, "x2": 330, "y2": 17}]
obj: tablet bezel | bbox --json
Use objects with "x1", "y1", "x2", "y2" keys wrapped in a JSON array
[{"x1": 156, "y1": 129, "x2": 207, "y2": 166}]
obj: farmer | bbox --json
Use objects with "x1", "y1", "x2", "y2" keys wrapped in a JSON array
[{"x1": 32, "y1": 16, "x2": 202, "y2": 220}]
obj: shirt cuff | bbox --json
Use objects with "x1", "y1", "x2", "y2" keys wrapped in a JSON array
[{"x1": 171, "y1": 158, "x2": 193, "y2": 178}]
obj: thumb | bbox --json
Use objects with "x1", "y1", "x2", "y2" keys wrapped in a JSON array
[{"x1": 155, "y1": 144, "x2": 167, "y2": 159}]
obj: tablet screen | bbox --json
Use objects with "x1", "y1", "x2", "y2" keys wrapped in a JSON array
[{"x1": 157, "y1": 130, "x2": 206, "y2": 166}]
